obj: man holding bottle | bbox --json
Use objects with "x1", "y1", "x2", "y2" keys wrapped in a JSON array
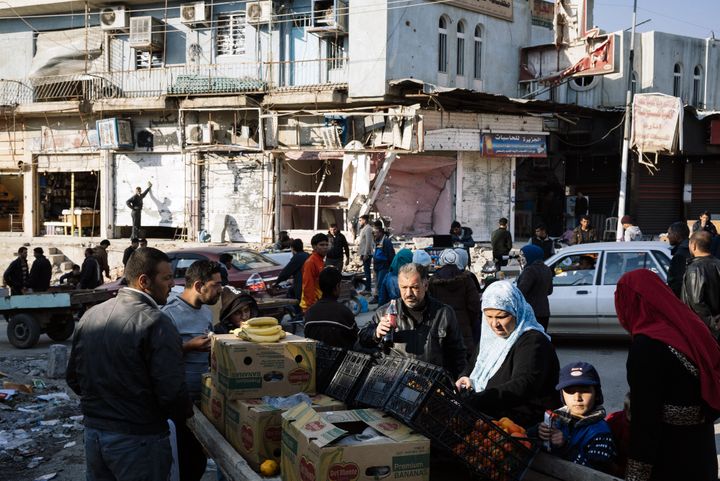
[{"x1": 358, "y1": 263, "x2": 467, "y2": 378}]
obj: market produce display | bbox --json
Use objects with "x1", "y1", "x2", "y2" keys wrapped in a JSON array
[{"x1": 230, "y1": 317, "x2": 288, "y2": 343}]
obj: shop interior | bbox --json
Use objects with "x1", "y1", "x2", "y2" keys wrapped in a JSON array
[
  {"x1": 39, "y1": 171, "x2": 101, "y2": 236},
  {"x1": 0, "y1": 175, "x2": 23, "y2": 232},
  {"x1": 514, "y1": 157, "x2": 566, "y2": 239}
]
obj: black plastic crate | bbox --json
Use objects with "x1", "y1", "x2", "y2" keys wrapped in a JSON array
[
  {"x1": 414, "y1": 383, "x2": 538, "y2": 481},
  {"x1": 315, "y1": 343, "x2": 346, "y2": 394},
  {"x1": 355, "y1": 355, "x2": 409, "y2": 408},
  {"x1": 324, "y1": 351, "x2": 374, "y2": 407},
  {"x1": 384, "y1": 359, "x2": 455, "y2": 424}
]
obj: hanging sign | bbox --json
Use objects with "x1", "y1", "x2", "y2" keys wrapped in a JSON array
[
  {"x1": 96, "y1": 118, "x2": 134, "y2": 149},
  {"x1": 482, "y1": 133, "x2": 547, "y2": 157},
  {"x1": 631, "y1": 93, "x2": 683, "y2": 154}
]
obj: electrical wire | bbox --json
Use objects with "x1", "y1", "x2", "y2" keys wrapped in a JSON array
[
  {"x1": 554, "y1": 112, "x2": 626, "y2": 148},
  {"x1": 284, "y1": 159, "x2": 326, "y2": 176}
]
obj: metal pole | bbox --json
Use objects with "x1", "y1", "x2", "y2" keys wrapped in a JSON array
[{"x1": 616, "y1": 0, "x2": 638, "y2": 241}]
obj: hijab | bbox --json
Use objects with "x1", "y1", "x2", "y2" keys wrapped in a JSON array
[
  {"x1": 615, "y1": 269, "x2": 720, "y2": 411},
  {"x1": 390, "y1": 248, "x2": 413, "y2": 275},
  {"x1": 469, "y1": 281, "x2": 549, "y2": 391},
  {"x1": 439, "y1": 249, "x2": 459, "y2": 268},
  {"x1": 454, "y1": 249, "x2": 469, "y2": 270},
  {"x1": 412, "y1": 250, "x2": 432, "y2": 266},
  {"x1": 520, "y1": 244, "x2": 544, "y2": 266}
]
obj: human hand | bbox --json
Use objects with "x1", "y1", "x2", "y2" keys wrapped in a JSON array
[
  {"x1": 538, "y1": 424, "x2": 564, "y2": 446},
  {"x1": 184, "y1": 335, "x2": 211, "y2": 352},
  {"x1": 148, "y1": 181, "x2": 152, "y2": 188},
  {"x1": 455, "y1": 376, "x2": 473, "y2": 392},
  {"x1": 375, "y1": 316, "x2": 392, "y2": 340}
]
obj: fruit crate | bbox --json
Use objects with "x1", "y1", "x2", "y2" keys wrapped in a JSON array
[
  {"x1": 414, "y1": 383, "x2": 537, "y2": 481},
  {"x1": 355, "y1": 355, "x2": 409, "y2": 408},
  {"x1": 384, "y1": 359, "x2": 455, "y2": 425},
  {"x1": 324, "y1": 351, "x2": 374, "y2": 407},
  {"x1": 315, "y1": 343, "x2": 346, "y2": 394}
]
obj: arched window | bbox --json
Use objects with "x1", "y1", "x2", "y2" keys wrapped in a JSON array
[
  {"x1": 473, "y1": 24, "x2": 483, "y2": 79},
  {"x1": 631, "y1": 71, "x2": 638, "y2": 94},
  {"x1": 693, "y1": 65, "x2": 703, "y2": 107},
  {"x1": 438, "y1": 17, "x2": 448, "y2": 73},
  {"x1": 456, "y1": 21, "x2": 466, "y2": 76},
  {"x1": 673, "y1": 63, "x2": 682, "y2": 97}
]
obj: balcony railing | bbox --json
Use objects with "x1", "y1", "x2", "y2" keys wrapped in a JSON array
[{"x1": 7, "y1": 57, "x2": 349, "y2": 105}]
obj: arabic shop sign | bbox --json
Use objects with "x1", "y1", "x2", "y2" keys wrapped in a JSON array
[
  {"x1": 482, "y1": 133, "x2": 547, "y2": 157},
  {"x1": 631, "y1": 93, "x2": 683, "y2": 154}
]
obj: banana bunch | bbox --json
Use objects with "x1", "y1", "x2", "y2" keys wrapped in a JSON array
[{"x1": 231, "y1": 317, "x2": 287, "y2": 343}]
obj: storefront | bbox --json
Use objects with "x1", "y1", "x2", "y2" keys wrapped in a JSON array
[{"x1": 0, "y1": 173, "x2": 23, "y2": 232}]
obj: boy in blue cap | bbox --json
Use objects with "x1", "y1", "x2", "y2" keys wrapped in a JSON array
[{"x1": 537, "y1": 361, "x2": 617, "y2": 473}]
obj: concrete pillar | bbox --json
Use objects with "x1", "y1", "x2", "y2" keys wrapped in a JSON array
[
  {"x1": 100, "y1": 150, "x2": 115, "y2": 239},
  {"x1": 22, "y1": 153, "x2": 36, "y2": 237},
  {"x1": 46, "y1": 344, "x2": 68, "y2": 379}
]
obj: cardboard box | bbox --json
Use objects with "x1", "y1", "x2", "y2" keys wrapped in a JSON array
[
  {"x1": 200, "y1": 373, "x2": 225, "y2": 436},
  {"x1": 226, "y1": 395, "x2": 346, "y2": 470},
  {"x1": 281, "y1": 404, "x2": 431, "y2": 481},
  {"x1": 211, "y1": 334, "x2": 316, "y2": 400}
]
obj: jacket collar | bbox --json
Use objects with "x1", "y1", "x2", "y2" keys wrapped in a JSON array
[{"x1": 121, "y1": 287, "x2": 160, "y2": 309}]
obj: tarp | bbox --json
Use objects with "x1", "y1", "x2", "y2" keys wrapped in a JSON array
[{"x1": 29, "y1": 27, "x2": 103, "y2": 80}]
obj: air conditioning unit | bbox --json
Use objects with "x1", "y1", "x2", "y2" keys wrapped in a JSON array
[
  {"x1": 246, "y1": 1, "x2": 273, "y2": 24},
  {"x1": 309, "y1": 0, "x2": 348, "y2": 35},
  {"x1": 100, "y1": 6, "x2": 129, "y2": 30},
  {"x1": 186, "y1": 123, "x2": 214, "y2": 145},
  {"x1": 180, "y1": 2, "x2": 209, "y2": 26},
  {"x1": 129, "y1": 16, "x2": 164, "y2": 51}
]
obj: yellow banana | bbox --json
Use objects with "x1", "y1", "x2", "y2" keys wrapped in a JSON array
[
  {"x1": 245, "y1": 324, "x2": 283, "y2": 336},
  {"x1": 279, "y1": 330, "x2": 287, "y2": 339},
  {"x1": 245, "y1": 331, "x2": 283, "y2": 343},
  {"x1": 245, "y1": 317, "x2": 279, "y2": 328}
]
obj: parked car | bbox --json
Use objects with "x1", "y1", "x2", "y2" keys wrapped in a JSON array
[{"x1": 544, "y1": 241, "x2": 671, "y2": 337}]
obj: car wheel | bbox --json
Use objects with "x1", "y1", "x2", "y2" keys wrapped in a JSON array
[{"x1": 47, "y1": 316, "x2": 75, "y2": 342}]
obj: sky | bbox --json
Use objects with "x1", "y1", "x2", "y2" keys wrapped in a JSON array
[{"x1": 592, "y1": 0, "x2": 720, "y2": 39}]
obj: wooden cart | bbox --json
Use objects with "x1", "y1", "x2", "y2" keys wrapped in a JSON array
[{"x1": 2, "y1": 289, "x2": 114, "y2": 349}]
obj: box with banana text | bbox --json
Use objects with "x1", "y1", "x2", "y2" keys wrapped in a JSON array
[{"x1": 200, "y1": 373, "x2": 225, "y2": 436}]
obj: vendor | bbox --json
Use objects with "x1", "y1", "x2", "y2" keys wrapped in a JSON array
[
  {"x1": 213, "y1": 286, "x2": 259, "y2": 334},
  {"x1": 456, "y1": 281, "x2": 560, "y2": 427}
]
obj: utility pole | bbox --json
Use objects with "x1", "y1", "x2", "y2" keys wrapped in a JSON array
[{"x1": 616, "y1": 0, "x2": 638, "y2": 241}]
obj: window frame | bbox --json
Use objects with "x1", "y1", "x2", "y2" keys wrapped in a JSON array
[
  {"x1": 601, "y1": 251, "x2": 661, "y2": 286},
  {"x1": 217, "y1": 12, "x2": 247, "y2": 57},
  {"x1": 438, "y1": 16, "x2": 448, "y2": 73},
  {"x1": 673, "y1": 63, "x2": 683, "y2": 98},
  {"x1": 473, "y1": 24, "x2": 483, "y2": 80},
  {"x1": 456, "y1": 21, "x2": 466, "y2": 76},
  {"x1": 692, "y1": 64, "x2": 703, "y2": 107}
]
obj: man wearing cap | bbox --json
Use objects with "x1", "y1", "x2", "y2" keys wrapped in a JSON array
[
  {"x1": 538, "y1": 361, "x2": 617, "y2": 473},
  {"x1": 620, "y1": 216, "x2": 643, "y2": 242}
]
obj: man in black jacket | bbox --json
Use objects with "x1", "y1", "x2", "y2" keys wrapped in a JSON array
[
  {"x1": 667, "y1": 221, "x2": 691, "y2": 298},
  {"x1": 3, "y1": 247, "x2": 28, "y2": 295},
  {"x1": 275, "y1": 239, "x2": 309, "y2": 304},
  {"x1": 126, "y1": 182, "x2": 152, "y2": 239},
  {"x1": 528, "y1": 224, "x2": 555, "y2": 260},
  {"x1": 304, "y1": 267, "x2": 358, "y2": 350},
  {"x1": 122, "y1": 238, "x2": 139, "y2": 267},
  {"x1": 325, "y1": 224, "x2": 350, "y2": 270},
  {"x1": 67, "y1": 247, "x2": 188, "y2": 481},
  {"x1": 681, "y1": 230, "x2": 720, "y2": 339},
  {"x1": 79, "y1": 248, "x2": 102, "y2": 289},
  {"x1": 28, "y1": 247, "x2": 52, "y2": 292},
  {"x1": 359, "y1": 263, "x2": 467, "y2": 378}
]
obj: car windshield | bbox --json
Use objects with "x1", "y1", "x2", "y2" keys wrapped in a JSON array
[{"x1": 227, "y1": 250, "x2": 278, "y2": 271}]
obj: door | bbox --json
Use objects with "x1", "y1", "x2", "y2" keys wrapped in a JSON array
[
  {"x1": 547, "y1": 251, "x2": 600, "y2": 335},
  {"x1": 596, "y1": 250, "x2": 664, "y2": 335}
]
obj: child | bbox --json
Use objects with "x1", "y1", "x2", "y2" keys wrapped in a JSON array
[{"x1": 538, "y1": 361, "x2": 617, "y2": 473}]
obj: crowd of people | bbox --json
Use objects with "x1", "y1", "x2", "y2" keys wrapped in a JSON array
[{"x1": 4, "y1": 209, "x2": 710, "y2": 481}]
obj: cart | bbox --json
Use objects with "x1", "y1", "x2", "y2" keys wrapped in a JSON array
[
  {"x1": 187, "y1": 406, "x2": 625, "y2": 481},
  {"x1": 2, "y1": 289, "x2": 115, "y2": 349}
]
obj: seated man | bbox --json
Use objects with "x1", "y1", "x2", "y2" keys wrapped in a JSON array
[
  {"x1": 359, "y1": 263, "x2": 467, "y2": 379},
  {"x1": 304, "y1": 267, "x2": 358, "y2": 350}
]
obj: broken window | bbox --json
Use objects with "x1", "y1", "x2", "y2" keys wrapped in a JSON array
[
  {"x1": 136, "y1": 50, "x2": 163, "y2": 69},
  {"x1": 217, "y1": 13, "x2": 247, "y2": 56}
]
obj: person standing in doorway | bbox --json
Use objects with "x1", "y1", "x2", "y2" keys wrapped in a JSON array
[
  {"x1": 28, "y1": 247, "x2": 52, "y2": 292},
  {"x1": 126, "y1": 182, "x2": 152, "y2": 239},
  {"x1": 372, "y1": 221, "x2": 395, "y2": 304},
  {"x1": 491, "y1": 218, "x2": 513, "y2": 272},
  {"x1": 123, "y1": 238, "x2": 139, "y2": 267},
  {"x1": 3, "y1": 247, "x2": 29, "y2": 295},
  {"x1": 620, "y1": 216, "x2": 643, "y2": 242},
  {"x1": 681, "y1": 231, "x2": 720, "y2": 339},
  {"x1": 356, "y1": 215, "x2": 374, "y2": 294},
  {"x1": 325, "y1": 224, "x2": 350, "y2": 270},
  {"x1": 571, "y1": 215, "x2": 598, "y2": 245},
  {"x1": 300, "y1": 233, "x2": 329, "y2": 312},
  {"x1": 67, "y1": 247, "x2": 189, "y2": 481}
]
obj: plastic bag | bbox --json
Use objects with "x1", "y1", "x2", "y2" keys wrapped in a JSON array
[{"x1": 261, "y1": 393, "x2": 313, "y2": 410}]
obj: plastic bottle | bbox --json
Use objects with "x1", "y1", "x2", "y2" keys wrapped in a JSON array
[{"x1": 381, "y1": 300, "x2": 398, "y2": 351}]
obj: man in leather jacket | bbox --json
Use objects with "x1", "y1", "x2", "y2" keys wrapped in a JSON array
[
  {"x1": 666, "y1": 221, "x2": 691, "y2": 298},
  {"x1": 359, "y1": 263, "x2": 467, "y2": 378},
  {"x1": 67, "y1": 247, "x2": 189, "y2": 481},
  {"x1": 681, "y1": 230, "x2": 720, "y2": 339}
]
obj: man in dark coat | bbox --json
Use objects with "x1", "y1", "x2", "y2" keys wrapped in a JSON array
[
  {"x1": 528, "y1": 223, "x2": 555, "y2": 260},
  {"x1": 517, "y1": 245, "x2": 554, "y2": 330},
  {"x1": 304, "y1": 267, "x2": 358, "y2": 350},
  {"x1": 123, "y1": 238, "x2": 139, "y2": 267},
  {"x1": 79, "y1": 248, "x2": 102, "y2": 289},
  {"x1": 491, "y1": 218, "x2": 513, "y2": 272},
  {"x1": 325, "y1": 224, "x2": 350, "y2": 270},
  {"x1": 450, "y1": 220, "x2": 476, "y2": 249},
  {"x1": 274, "y1": 239, "x2": 309, "y2": 314},
  {"x1": 126, "y1": 182, "x2": 152, "y2": 239},
  {"x1": 28, "y1": 247, "x2": 52, "y2": 292},
  {"x1": 666, "y1": 221, "x2": 691, "y2": 298},
  {"x1": 3, "y1": 247, "x2": 29, "y2": 295},
  {"x1": 681, "y1": 230, "x2": 720, "y2": 339},
  {"x1": 359, "y1": 263, "x2": 467, "y2": 379}
]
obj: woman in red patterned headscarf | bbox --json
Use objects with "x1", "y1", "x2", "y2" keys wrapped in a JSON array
[{"x1": 615, "y1": 269, "x2": 720, "y2": 481}]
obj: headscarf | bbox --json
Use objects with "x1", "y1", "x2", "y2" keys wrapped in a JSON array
[
  {"x1": 615, "y1": 269, "x2": 720, "y2": 411},
  {"x1": 390, "y1": 248, "x2": 413, "y2": 275},
  {"x1": 454, "y1": 249, "x2": 469, "y2": 270},
  {"x1": 469, "y1": 281, "x2": 549, "y2": 391},
  {"x1": 438, "y1": 249, "x2": 459, "y2": 268},
  {"x1": 412, "y1": 250, "x2": 432, "y2": 266},
  {"x1": 520, "y1": 244, "x2": 544, "y2": 266}
]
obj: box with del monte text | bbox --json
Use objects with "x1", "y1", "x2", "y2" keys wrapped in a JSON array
[
  {"x1": 200, "y1": 373, "x2": 225, "y2": 436},
  {"x1": 225, "y1": 394, "x2": 346, "y2": 471},
  {"x1": 211, "y1": 334, "x2": 316, "y2": 400},
  {"x1": 280, "y1": 403, "x2": 431, "y2": 481}
]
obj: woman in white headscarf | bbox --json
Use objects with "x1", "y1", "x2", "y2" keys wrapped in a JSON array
[
  {"x1": 456, "y1": 281, "x2": 560, "y2": 427},
  {"x1": 429, "y1": 248, "x2": 481, "y2": 355}
]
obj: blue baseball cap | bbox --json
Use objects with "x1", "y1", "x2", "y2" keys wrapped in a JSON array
[{"x1": 556, "y1": 361, "x2": 604, "y2": 405}]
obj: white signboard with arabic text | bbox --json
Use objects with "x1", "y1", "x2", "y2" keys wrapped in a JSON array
[{"x1": 631, "y1": 94, "x2": 683, "y2": 154}]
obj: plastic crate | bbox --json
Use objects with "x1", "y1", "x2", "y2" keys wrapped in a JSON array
[
  {"x1": 384, "y1": 359, "x2": 455, "y2": 424},
  {"x1": 315, "y1": 343, "x2": 346, "y2": 394},
  {"x1": 414, "y1": 383, "x2": 537, "y2": 481},
  {"x1": 324, "y1": 351, "x2": 374, "y2": 406},
  {"x1": 355, "y1": 355, "x2": 409, "y2": 408}
]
